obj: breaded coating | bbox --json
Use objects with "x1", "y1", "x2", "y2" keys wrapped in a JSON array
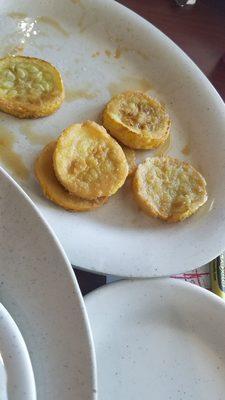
[
  {"x1": 53, "y1": 121, "x2": 128, "y2": 199},
  {"x1": 35, "y1": 141, "x2": 108, "y2": 211},
  {"x1": 133, "y1": 156, "x2": 207, "y2": 222},
  {"x1": 103, "y1": 91, "x2": 170, "y2": 149},
  {"x1": 0, "y1": 56, "x2": 64, "y2": 118}
]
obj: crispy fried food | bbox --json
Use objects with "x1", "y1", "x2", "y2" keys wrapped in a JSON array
[
  {"x1": 53, "y1": 121, "x2": 128, "y2": 199},
  {"x1": 121, "y1": 145, "x2": 136, "y2": 176},
  {"x1": 133, "y1": 156, "x2": 207, "y2": 222},
  {"x1": 35, "y1": 141, "x2": 108, "y2": 211},
  {"x1": 0, "y1": 56, "x2": 64, "y2": 118},
  {"x1": 103, "y1": 91, "x2": 170, "y2": 149}
]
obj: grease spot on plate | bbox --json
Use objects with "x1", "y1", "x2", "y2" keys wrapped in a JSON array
[
  {"x1": 37, "y1": 16, "x2": 69, "y2": 37},
  {"x1": 65, "y1": 88, "x2": 98, "y2": 102},
  {"x1": 182, "y1": 144, "x2": 191, "y2": 156},
  {"x1": 108, "y1": 76, "x2": 152, "y2": 96},
  {"x1": 0, "y1": 126, "x2": 29, "y2": 180},
  {"x1": 20, "y1": 123, "x2": 54, "y2": 146}
]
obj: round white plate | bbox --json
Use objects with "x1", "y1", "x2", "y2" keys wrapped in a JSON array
[
  {"x1": 0, "y1": 0, "x2": 225, "y2": 277},
  {"x1": 0, "y1": 167, "x2": 97, "y2": 400},
  {"x1": 0, "y1": 303, "x2": 36, "y2": 400},
  {"x1": 85, "y1": 279, "x2": 225, "y2": 400}
]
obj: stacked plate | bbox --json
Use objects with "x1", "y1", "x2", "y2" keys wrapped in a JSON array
[
  {"x1": 0, "y1": 0, "x2": 225, "y2": 399},
  {"x1": 0, "y1": 168, "x2": 96, "y2": 400}
]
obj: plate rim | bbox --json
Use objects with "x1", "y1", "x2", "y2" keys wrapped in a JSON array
[
  {"x1": 113, "y1": 0, "x2": 224, "y2": 105},
  {"x1": 0, "y1": 165, "x2": 97, "y2": 400},
  {"x1": 0, "y1": 302, "x2": 36, "y2": 400},
  {"x1": 85, "y1": 276, "x2": 225, "y2": 308}
]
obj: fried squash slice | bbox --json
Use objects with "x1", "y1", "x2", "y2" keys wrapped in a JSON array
[
  {"x1": 0, "y1": 56, "x2": 64, "y2": 118},
  {"x1": 53, "y1": 121, "x2": 128, "y2": 200},
  {"x1": 35, "y1": 141, "x2": 108, "y2": 211},
  {"x1": 133, "y1": 156, "x2": 207, "y2": 222},
  {"x1": 103, "y1": 91, "x2": 170, "y2": 149}
]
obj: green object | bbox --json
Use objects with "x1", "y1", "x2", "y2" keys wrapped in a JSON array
[{"x1": 210, "y1": 255, "x2": 225, "y2": 299}]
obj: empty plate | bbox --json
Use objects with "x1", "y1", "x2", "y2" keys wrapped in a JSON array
[{"x1": 85, "y1": 278, "x2": 225, "y2": 400}]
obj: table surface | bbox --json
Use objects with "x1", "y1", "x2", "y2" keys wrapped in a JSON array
[{"x1": 75, "y1": 0, "x2": 225, "y2": 296}]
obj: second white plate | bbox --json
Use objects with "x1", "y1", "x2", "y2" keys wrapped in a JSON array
[{"x1": 85, "y1": 279, "x2": 225, "y2": 400}]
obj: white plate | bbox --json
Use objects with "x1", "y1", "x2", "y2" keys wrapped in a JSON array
[
  {"x1": 0, "y1": 303, "x2": 36, "y2": 400},
  {"x1": 0, "y1": 167, "x2": 97, "y2": 400},
  {"x1": 0, "y1": 0, "x2": 225, "y2": 277},
  {"x1": 85, "y1": 279, "x2": 225, "y2": 400}
]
